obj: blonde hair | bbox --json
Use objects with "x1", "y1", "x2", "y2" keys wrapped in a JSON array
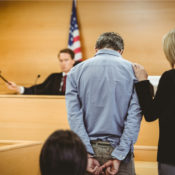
[{"x1": 163, "y1": 29, "x2": 175, "y2": 68}]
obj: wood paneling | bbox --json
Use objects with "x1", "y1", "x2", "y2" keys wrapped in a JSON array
[
  {"x1": 0, "y1": 95, "x2": 159, "y2": 174},
  {"x1": 0, "y1": 95, "x2": 69, "y2": 141},
  {"x1": 0, "y1": 1, "x2": 71, "y2": 88},
  {"x1": 134, "y1": 145, "x2": 157, "y2": 161},
  {"x1": 0, "y1": 140, "x2": 158, "y2": 175},
  {"x1": 0, "y1": 140, "x2": 42, "y2": 175},
  {"x1": 135, "y1": 161, "x2": 158, "y2": 175},
  {"x1": 0, "y1": 1, "x2": 175, "y2": 93},
  {"x1": 0, "y1": 95, "x2": 158, "y2": 146}
]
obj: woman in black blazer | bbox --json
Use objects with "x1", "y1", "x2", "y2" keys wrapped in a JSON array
[{"x1": 133, "y1": 29, "x2": 175, "y2": 175}]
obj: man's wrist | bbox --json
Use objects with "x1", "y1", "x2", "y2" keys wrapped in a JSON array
[
  {"x1": 88, "y1": 153, "x2": 94, "y2": 158},
  {"x1": 111, "y1": 156, "x2": 119, "y2": 160}
]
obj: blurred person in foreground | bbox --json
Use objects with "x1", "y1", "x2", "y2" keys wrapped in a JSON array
[{"x1": 40, "y1": 130, "x2": 87, "y2": 175}]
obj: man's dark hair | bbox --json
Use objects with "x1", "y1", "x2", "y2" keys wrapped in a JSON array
[
  {"x1": 58, "y1": 48, "x2": 75, "y2": 59},
  {"x1": 40, "y1": 130, "x2": 87, "y2": 175},
  {"x1": 95, "y1": 32, "x2": 124, "y2": 51}
]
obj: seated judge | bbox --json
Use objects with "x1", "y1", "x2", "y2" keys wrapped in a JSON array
[{"x1": 6, "y1": 48, "x2": 75, "y2": 95}]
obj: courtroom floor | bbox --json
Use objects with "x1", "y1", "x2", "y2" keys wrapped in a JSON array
[{"x1": 135, "y1": 161, "x2": 158, "y2": 175}]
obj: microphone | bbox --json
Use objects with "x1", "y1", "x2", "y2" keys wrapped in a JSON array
[{"x1": 34, "y1": 74, "x2": 41, "y2": 85}]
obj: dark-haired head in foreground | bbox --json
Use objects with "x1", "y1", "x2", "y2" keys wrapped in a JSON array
[{"x1": 40, "y1": 130, "x2": 87, "y2": 175}]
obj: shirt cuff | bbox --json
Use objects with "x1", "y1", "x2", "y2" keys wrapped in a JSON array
[
  {"x1": 19, "y1": 86, "x2": 24, "y2": 94},
  {"x1": 86, "y1": 143, "x2": 95, "y2": 155},
  {"x1": 111, "y1": 145, "x2": 130, "y2": 161}
]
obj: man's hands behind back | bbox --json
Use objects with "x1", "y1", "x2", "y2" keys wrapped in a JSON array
[{"x1": 87, "y1": 154, "x2": 120, "y2": 175}]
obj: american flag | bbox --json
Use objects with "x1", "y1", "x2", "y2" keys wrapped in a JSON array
[{"x1": 68, "y1": 0, "x2": 82, "y2": 61}]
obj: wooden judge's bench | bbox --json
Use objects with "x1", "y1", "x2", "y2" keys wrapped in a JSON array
[
  {"x1": 0, "y1": 95, "x2": 69, "y2": 141},
  {"x1": 0, "y1": 95, "x2": 159, "y2": 175},
  {"x1": 0, "y1": 95, "x2": 69, "y2": 175}
]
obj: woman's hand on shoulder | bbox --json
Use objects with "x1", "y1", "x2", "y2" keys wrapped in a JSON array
[{"x1": 132, "y1": 63, "x2": 148, "y2": 81}]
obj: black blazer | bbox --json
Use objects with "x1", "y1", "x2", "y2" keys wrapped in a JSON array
[
  {"x1": 135, "y1": 69, "x2": 175, "y2": 165},
  {"x1": 24, "y1": 73, "x2": 65, "y2": 95}
]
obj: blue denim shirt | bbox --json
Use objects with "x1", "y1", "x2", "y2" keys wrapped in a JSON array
[{"x1": 66, "y1": 49, "x2": 142, "y2": 161}]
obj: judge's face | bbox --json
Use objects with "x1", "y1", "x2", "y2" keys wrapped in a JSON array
[{"x1": 59, "y1": 53, "x2": 75, "y2": 73}]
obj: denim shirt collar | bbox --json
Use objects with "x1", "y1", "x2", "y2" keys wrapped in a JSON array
[{"x1": 95, "y1": 49, "x2": 122, "y2": 58}]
